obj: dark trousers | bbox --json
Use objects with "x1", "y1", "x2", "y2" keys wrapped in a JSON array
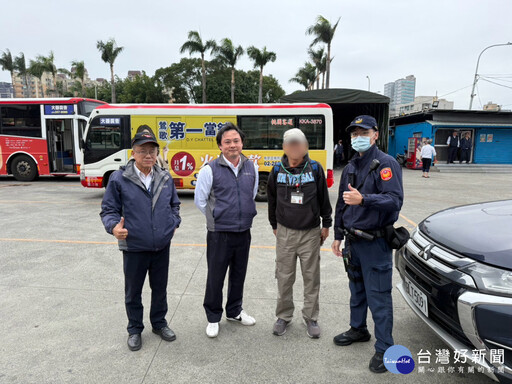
[
  {"x1": 347, "y1": 238, "x2": 394, "y2": 353},
  {"x1": 461, "y1": 149, "x2": 471, "y2": 163},
  {"x1": 123, "y1": 243, "x2": 170, "y2": 335},
  {"x1": 204, "y1": 230, "x2": 251, "y2": 323},
  {"x1": 448, "y1": 146, "x2": 458, "y2": 163},
  {"x1": 421, "y1": 158, "x2": 432, "y2": 172},
  {"x1": 334, "y1": 154, "x2": 344, "y2": 168}
]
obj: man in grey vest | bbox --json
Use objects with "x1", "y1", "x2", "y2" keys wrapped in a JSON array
[{"x1": 194, "y1": 123, "x2": 259, "y2": 338}]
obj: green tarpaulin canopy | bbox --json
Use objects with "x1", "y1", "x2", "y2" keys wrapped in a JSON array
[{"x1": 280, "y1": 89, "x2": 391, "y2": 153}]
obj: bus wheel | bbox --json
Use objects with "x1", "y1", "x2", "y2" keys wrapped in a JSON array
[
  {"x1": 102, "y1": 172, "x2": 112, "y2": 188},
  {"x1": 255, "y1": 175, "x2": 268, "y2": 202},
  {"x1": 11, "y1": 155, "x2": 38, "y2": 181}
]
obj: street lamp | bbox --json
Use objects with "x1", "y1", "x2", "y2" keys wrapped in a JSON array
[
  {"x1": 469, "y1": 42, "x2": 512, "y2": 110},
  {"x1": 366, "y1": 75, "x2": 370, "y2": 92}
]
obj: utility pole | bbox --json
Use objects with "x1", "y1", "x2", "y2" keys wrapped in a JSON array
[{"x1": 469, "y1": 42, "x2": 511, "y2": 110}]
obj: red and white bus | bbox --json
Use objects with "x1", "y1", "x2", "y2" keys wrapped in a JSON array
[{"x1": 0, "y1": 97, "x2": 106, "y2": 181}]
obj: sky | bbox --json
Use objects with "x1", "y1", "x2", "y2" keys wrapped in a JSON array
[{"x1": 1, "y1": 0, "x2": 511, "y2": 109}]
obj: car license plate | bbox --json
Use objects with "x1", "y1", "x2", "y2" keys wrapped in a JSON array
[{"x1": 404, "y1": 277, "x2": 428, "y2": 317}]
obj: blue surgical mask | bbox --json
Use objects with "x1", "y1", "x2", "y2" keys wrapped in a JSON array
[{"x1": 351, "y1": 136, "x2": 372, "y2": 152}]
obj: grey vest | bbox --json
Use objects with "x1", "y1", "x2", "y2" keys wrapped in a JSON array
[{"x1": 205, "y1": 154, "x2": 257, "y2": 232}]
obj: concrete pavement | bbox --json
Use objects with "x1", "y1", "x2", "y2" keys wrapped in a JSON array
[{"x1": 1, "y1": 168, "x2": 511, "y2": 384}]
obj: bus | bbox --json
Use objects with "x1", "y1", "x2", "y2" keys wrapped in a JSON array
[
  {"x1": 80, "y1": 103, "x2": 334, "y2": 201},
  {"x1": 0, "y1": 97, "x2": 106, "y2": 181}
]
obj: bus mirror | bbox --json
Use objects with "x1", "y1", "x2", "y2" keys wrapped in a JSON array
[{"x1": 79, "y1": 139, "x2": 85, "y2": 149}]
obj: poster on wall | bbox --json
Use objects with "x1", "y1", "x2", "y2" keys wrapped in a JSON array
[
  {"x1": 487, "y1": 134, "x2": 494, "y2": 143},
  {"x1": 480, "y1": 134, "x2": 486, "y2": 143}
]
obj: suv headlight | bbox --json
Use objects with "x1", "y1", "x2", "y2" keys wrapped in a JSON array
[{"x1": 461, "y1": 263, "x2": 512, "y2": 297}]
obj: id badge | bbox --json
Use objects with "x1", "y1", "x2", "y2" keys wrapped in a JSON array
[{"x1": 291, "y1": 191, "x2": 304, "y2": 204}]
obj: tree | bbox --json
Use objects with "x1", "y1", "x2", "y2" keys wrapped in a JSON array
[
  {"x1": 38, "y1": 51, "x2": 57, "y2": 96},
  {"x1": 117, "y1": 72, "x2": 169, "y2": 103},
  {"x1": 306, "y1": 15, "x2": 340, "y2": 89},
  {"x1": 290, "y1": 62, "x2": 317, "y2": 91},
  {"x1": 96, "y1": 38, "x2": 124, "y2": 103},
  {"x1": 215, "y1": 38, "x2": 244, "y2": 103},
  {"x1": 14, "y1": 53, "x2": 31, "y2": 97},
  {"x1": 154, "y1": 58, "x2": 203, "y2": 103},
  {"x1": 179, "y1": 31, "x2": 216, "y2": 103},
  {"x1": 308, "y1": 47, "x2": 326, "y2": 89},
  {"x1": 247, "y1": 46, "x2": 277, "y2": 103},
  {"x1": 71, "y1": 60, "x2": 86, "y2": 96},
  {"x1": 0, "y1": 49, "x2": 16, "y2": 97},
  {"x1": 28, "y1": 58, "x2": 46, "y2": 97}
]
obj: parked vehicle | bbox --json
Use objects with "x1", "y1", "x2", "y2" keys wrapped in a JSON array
[{"x1": 396, "y1": 200, "x2": 512, "y2": 383}]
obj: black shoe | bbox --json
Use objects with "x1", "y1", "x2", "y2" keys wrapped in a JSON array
[
  {"x1": 369, "y1": 352, "x2": 387, "y2": 373},
  {"x1": 127, "y1": 333, "x2": 142, "y2": 351},
  {"x1": 152, "y1": 326, "x2": 176, "y2": 342},
  {"x1": 333, "y1": 327, "x2": 371, "y2": 346}
]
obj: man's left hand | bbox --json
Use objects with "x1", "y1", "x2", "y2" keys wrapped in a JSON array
[
  {"x1": 320, "y1": 228, "x2": 329, "y2": 245},
  {"x1": 343, "y1": 184, "x2": 363, "y2": 205}
]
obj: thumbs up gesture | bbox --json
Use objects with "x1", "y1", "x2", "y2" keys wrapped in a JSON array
[
  {"x1": 113, "y1": 217, "x2": 128, "y2": 240},
  {"x1": 343, "y1": 183, "x2": 363, "y2": 206}
]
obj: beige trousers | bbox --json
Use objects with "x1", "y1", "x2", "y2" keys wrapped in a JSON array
[{"x1": 275, "y1": 223, "x2": 321, "y2": 322}]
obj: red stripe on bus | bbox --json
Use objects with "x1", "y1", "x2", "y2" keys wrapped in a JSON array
[
  {"x1": 95, "y1": 103, "x2": 331, "y2": 110},
  {"x1": 0, "y1": 98, "x2": 106, "y2": 105}
]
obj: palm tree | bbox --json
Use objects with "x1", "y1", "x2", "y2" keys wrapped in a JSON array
[
  {"x1": 308, "y1": 47, "x2": 325, "y2": 90},
  {"x1": 28, "y1": 58, "x2": 46, "y2": 97},
  {"x1": 215, "y1": 38, "x2": 244, "y2": 103},
  {"x1": 180, "y1": 31, "x2": 216, "y2": 103},
  {"x1": 247, "y1": 46, "x2": 277, "y2": 103},
  {"x1": 37, "y1": 51, "x2": 57, "y2": 96},
  {"x1": 71, "y1": 60, "x2": 86, "y2": 96},
  {"x1": 14, "y1": 53, "x2": 31, "y2": 97},
  {"x1": 306, "y1": 15, "x2": 340, "y2": 89},
  {"x1": 0, "y1": 49, "x2": 16, "y2": 97},
  {"x1": 97, "y1": 38, "x2": 124, "y2": 103},
  {"x1": 289, "y1": 62, "x2": 317, "y2": 91}
]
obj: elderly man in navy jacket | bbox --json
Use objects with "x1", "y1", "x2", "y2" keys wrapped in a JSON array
[{"x1": 100, "y1": 130, "x2": 181, "y2": 351}]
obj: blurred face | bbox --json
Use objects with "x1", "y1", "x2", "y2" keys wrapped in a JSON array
[
  {"x1": 283, "y1": 140, "x2": 308, "y2": 161},
  {"x1": 132, "y1": 143, "x2": 158, "y2": 170},
  {"x1": 219, "y1": 129, "x2": 243, "y2": 162}
]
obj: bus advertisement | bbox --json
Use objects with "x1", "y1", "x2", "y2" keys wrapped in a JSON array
[
  {"x1": 0, "y1": 98, "x2": 106, "y2": 181},
  {"x1": 80, "y1": 103, "x2": 334, "y2": 201}
]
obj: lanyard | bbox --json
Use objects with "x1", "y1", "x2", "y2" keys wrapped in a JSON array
[{"x1": 282, "y1": 161, "x2": 308, "y2": 191}]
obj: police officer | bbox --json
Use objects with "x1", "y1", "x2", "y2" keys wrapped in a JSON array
[
  {"x1": 460, "y1": 132, "x2": 472, "y2": 163},
  {"x1": 331, "y1": 115, "x2": 404, "y2": 373}
]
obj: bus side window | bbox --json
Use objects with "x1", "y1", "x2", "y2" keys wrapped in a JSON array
[
  {"x1": 297, "y1": 115, "x2": 325, "y2": 149},
  {"x1": 0, "y1": 105, "x2": 42, "y2": 138}
]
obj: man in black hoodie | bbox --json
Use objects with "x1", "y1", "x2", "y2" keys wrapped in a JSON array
[{"x1": 267, "y1": 128, "x2": 332, "y2": 339}]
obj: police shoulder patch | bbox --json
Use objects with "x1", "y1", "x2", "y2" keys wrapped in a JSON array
[{"x1": 380, "y1": 167, "x2": 393, "y2": 181}]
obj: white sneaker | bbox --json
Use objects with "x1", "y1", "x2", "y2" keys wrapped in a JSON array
[
  {"x1": 227, "y1": 310, "x2": 256, "y2": 326},
  {"x1": 206, "y1": 322, "x2": 219, "y2": 338}
]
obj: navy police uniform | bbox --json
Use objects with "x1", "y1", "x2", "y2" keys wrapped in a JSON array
[{"x1": 334, "y1": 115, "x2": 404, "y2": 356}]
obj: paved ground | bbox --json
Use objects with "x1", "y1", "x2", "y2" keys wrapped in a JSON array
[{"x1": 0, "y1": 167, "x2": 511, "y2": 384}]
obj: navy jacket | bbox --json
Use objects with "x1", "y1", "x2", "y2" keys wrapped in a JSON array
[
  {"x1": 100, "y1": 159, "x2": 181, "y2": 252},
  {"x1": 334, "y1": 144, "x2": 403, "y2": 240}
]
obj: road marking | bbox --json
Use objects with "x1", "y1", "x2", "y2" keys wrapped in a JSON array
[
  {"x1": 0, "y1": 238, "x2": 332, "y2": 252},
  {"x1": 399, "y1": 214, "x2": 417, "y2": 227}
]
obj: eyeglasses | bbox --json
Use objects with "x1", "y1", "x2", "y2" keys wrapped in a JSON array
[
  {"x1": 350, "y1": 131, "x2": 373, "y2": 138},
  {"x1": 133, "y1": 148, "x2": 158, "y2": 156}
]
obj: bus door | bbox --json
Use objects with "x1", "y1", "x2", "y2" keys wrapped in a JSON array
[{"x1": 46, "y1": 118, "x2": 75, "y2": 173}]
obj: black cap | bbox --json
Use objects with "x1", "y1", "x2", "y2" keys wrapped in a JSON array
[
  {"x1": 346, "y1": 115, "x2": 378, "y2": 132},
  {"x1": 131, "y1": 130, "x2": 159, "y2": 147}
]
